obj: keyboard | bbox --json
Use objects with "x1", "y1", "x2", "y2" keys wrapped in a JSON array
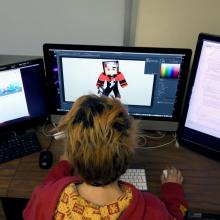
[
  {"x1": 120, "y1": 168, "x2": 148, "y2": 191},
  {"x1": 0, "y1": 132, "x2": 42, "y2": 163}
]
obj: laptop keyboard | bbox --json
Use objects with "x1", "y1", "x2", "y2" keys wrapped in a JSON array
[
  {"x1": 120, "y1": 168, "x2": 148, "y2": 191},
  {"x1": 0, "y1": 132, "x2": 42, "y2": 163}
]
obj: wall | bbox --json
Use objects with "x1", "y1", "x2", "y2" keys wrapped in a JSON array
[
  {"x1": 2, "y1": 0, "x2": 220, "y2": 57},
  {"x1": 133, "y1": 0, "x2": 220, "y2": 53},
  {"x1": 0, "y1": 0, "x2": 129, "y2": 56}
]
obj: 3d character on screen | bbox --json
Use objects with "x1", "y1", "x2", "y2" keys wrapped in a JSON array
[{"x1": 96, "y1": 61, "x2": 128, "y2": 99}]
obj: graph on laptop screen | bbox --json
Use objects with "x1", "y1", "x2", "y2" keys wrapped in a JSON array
[
  {"x1": 43, "y1": 44, "x2": 191, "y2": 131},
  {"x1": 178, "y1": 33, "x2": 220, "y2": 160}
]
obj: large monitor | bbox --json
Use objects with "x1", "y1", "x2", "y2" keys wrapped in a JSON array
[
  {"x1": 43, "y1": 44, "x2": 191, "y2": 131},
  {"x1": 0, "y1": 58, "x2": 48, "y2": 133},
  {"x1": 178, "y1": 33, "x2": 220, "y2": 160}
]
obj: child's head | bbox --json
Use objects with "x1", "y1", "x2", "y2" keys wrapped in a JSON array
[{"x1": 57, "y1": 94, "x2": 136, "y2": 186}]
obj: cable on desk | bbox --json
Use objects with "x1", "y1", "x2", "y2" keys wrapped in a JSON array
[
  {"x1": 136, "y1": 132, "x2": 177, "y2": 150},
  {"x1": 136, "y1": 134, "x2": 148, "y2": 147},
  {"x1": 136, "y1": 131, "x2": 167, "y2": 147},
  {"x1": 40, "y1": 120, "x2": 57, "y2": 137},
  {"x1": 45, "y1": 136, "x2": 54, "y2": 151},
  {"x1": 139, "y1": 130, "x2": 166, "y2": 139}
]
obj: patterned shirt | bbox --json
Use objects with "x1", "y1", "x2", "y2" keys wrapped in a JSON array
[{"x1": 54, "y1": 183, "x2": 132, "y2": 220}]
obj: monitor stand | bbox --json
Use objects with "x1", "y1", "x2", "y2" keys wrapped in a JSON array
[{"x1": 136, "y1": 119, "x2": 178, "y2": 132}]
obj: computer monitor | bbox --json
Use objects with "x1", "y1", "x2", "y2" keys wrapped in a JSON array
[
  {"x1": 178, "y1": 33, "x2": 220, "y2": 160},
  {"x1": 0, "y1": 58, "x2": 48, "y2": 133},
  {"x1": 43, "y1": 44, "x2": 192, "y2": 131}
]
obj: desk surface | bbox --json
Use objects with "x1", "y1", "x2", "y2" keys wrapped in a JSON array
[{"x1": 0, "y1": 130, "x2": 220, "y2": 214}]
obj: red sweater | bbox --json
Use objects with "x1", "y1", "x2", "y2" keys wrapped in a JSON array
[{"x1": 23, "y1": 161, "x2": 188, "y2": 220}]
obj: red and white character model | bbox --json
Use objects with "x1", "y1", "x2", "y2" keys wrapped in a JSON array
[{"x1": 96, "y1": 61, "x2": 127, "y2": 99}]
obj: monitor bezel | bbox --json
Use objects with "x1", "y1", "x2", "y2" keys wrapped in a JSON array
[
  {"x1": 0, "y1": 58, "x2": 49, "y2": 133},
  {"x1": 43, "y1": 43, "x2": 192, "y2": 128},
  {"x1": 177, "y1": 33, "x2": 220, "y2": 160}
]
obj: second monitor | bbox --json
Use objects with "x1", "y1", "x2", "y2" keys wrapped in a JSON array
[{"x1": 43, "y1": 44, "x2": 191, "y2": 131}]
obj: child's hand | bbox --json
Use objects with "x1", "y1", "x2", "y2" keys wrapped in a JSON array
[{"x1": 161, "y1": 167, "x2": 183, "y2": 184}]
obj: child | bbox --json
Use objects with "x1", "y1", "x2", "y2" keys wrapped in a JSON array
[{"x1": 23, "y1": 94, "x2": 187, "y2": 220}]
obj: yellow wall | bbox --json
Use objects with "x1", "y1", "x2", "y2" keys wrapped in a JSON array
[{"x1": 134, "y1": 0, "x2": 220, "y2": 52}]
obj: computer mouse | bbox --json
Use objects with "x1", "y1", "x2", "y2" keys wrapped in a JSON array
[{"x1": 39, "y1": 150, "x2": 53, "y2": 169}]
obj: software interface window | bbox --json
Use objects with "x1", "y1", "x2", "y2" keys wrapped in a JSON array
[
  {"x1": 51, "y1": 49, "x2": 185, "y2": 120},
  {"x1": 185, "y1": 40, "x2": 220, "y2": 139},
  {"x1": 0, "y1": 59, "x2": 47, "y2": 130},
  {"x1": 61, "y1": 58, "x2": 154, "y2": 106}
]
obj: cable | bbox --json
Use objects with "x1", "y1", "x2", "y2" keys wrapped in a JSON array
[
  {"x1": 43, "y1": 136, "x2": 54, "y2": 151},
  {"x1": 40, "y1": 120, "x2": 57, "y2": 137},
  {"x1": 136, "y1": 132, "x2": 177, "y2": 150},
  {"x1": 137, "y1": 134, "x2": 148, "y2": 147},
  {"x1": 40, "y1": 120, "x2": 66, "y2": 141},
  {"x1": 136, "y1": 137, "x2": 176, "y2": 150},
  {"x1": 139, "y1": 130, "x2": 166, "y2": 139}
]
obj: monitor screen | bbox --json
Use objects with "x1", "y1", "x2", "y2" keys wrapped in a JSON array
[
  {"x1": 0, "y1": 58, "x2": 48, "y2": 132},
  {"x1": 178, "y1": 33, "x2": 220, "y2": 159},
  {"x1": 43, "y1": 44, "x2": 191, "y2": 131}
]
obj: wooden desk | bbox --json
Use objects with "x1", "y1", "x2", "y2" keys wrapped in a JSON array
[{"x1": 0, "y1": 131, "x2": 220, "y2": 218}]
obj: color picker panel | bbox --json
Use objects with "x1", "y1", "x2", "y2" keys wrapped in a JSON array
[{"x1": 160, "y1": 63, "x2": 180, "y2": 78}]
